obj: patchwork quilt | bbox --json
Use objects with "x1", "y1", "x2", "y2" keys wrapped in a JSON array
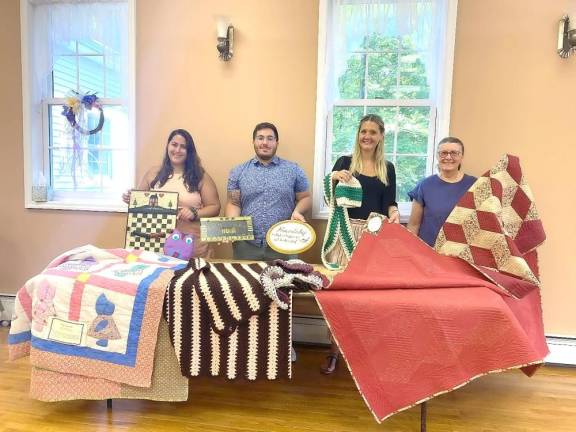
[
  {"x1": 435, "y1": 154, "x2": 545, "y2": 298},
  {"x1": 8, "y1": 245, "x2": 186, "y2": 394}
]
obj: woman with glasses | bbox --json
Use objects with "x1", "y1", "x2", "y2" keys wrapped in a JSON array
[
  {"x1": 123, "y1": 129, "x2": 221, "y2": 258},
  {"x1": 321, "y1": 113, "x2": 399, "y2": 375},
  {"x1": 407, "y1": 137, "x2": 476, "y2": 247}
]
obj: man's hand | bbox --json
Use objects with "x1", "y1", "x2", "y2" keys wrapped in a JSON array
[{"x1": 291, "y1": 210, "x2": 306, "y2": 222}]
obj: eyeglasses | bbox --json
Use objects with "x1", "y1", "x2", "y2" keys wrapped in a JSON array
[
  {"x1": 255, "y1": 135, "x2": 277, "y2": 143},
  {"x1": 438, "y1": 150, "x2": 462, "y2": 158}
]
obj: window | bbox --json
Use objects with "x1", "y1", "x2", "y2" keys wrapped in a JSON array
[
  {"x1": 21, "y1": 0, "x2": 135, "y2": 211},
  {"x1": 313, "y1": 0, "x2": 458, "y2": 218}
]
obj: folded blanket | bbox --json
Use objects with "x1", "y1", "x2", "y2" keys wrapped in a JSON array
[
  {"x1": 260, "y1": 259, "x2": 329, "y2": 310},
  {"x1": 321, "y1": 174, "x2": 363, "y2": 270},
  {"x1": 164, "y1": 259, "x2": 299, "y2": 380},
  {"x1": 9, "y1": 245, "x2": 185, "y2": 390},
  {"x1": 435, "y1": 154, "x2": 545, "y2": 298},
  {"x1": 29, "y1": 319, "x2": 188, "y2": 402}
]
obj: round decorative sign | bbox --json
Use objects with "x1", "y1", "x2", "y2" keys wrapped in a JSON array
[
  {"x1": 366, "y1": 213, "x2": 386, "y2": 233},
  {"x1": 266, "y1": 220, "x2": 316, "y2": 254}
]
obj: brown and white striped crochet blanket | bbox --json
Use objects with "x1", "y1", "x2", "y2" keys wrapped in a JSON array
[{"x1": 164, "y1": 258, "x2": 292, "y2": 380}]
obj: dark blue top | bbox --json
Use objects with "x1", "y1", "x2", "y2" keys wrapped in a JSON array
[
  {"x1": 332, "y1": 156, "x2": 397, "y2": 220},
  {"x1": 227, "y1": 156, "x2": 309, "y2": 246},
  {"x1": 408, "y1": 174, "x2": 477, "y2": 247}
]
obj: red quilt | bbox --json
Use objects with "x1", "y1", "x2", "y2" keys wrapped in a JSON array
[
  {"x1": 315, "y1": 224, "x2": 548, "y2": 423},
  {"x1": 435, "y1": 154, "x2": 545, "y2": 298}
]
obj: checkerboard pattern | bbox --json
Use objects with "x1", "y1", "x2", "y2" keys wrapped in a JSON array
[
  {"x1": 435, "y1": 154, "x2": 545, "y2": 296},
  {"x1": 125, "y1": 213, "x2": 177, "y2": 253}
]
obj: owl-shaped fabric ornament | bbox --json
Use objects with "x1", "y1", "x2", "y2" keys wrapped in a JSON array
[{"x1": 163, "y1": 229, "x2": 194, "y2": 261}]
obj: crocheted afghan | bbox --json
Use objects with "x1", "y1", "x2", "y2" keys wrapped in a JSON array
[
  {"x1": 164, "y1": 259, "x2": 292, "y2": 380},
  {"x1": 321, "y1": 174, "x2": 362, "y2": 270},
  {"x1": 435, "y1": 154, "x2": 545, "y2": 298},
  {"x1": 259, "y1": 259, "x2": 329, "y2": 310}
]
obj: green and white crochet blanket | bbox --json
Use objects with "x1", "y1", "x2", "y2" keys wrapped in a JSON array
[{"x1": 321, "y1": 174, "x2": 361, "y2": 270}]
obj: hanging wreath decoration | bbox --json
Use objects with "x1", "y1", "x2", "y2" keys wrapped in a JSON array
[{"x1": 61, "y1": 91, "x2": 105, "y2": 135}]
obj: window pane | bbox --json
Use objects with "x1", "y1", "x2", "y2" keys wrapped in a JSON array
[
  {"x1": 106, "y1": 55, "x2": 123, "y2": 98},
  {"x1": 331, "y1": 106, "x2": 364, "y2": 166},
  {"x1": 53, "y1": 56, "x2": 78, "y2": 97},
  {"x1": 366, "y1": 106, "x2": 397, "y2": 147},
  {"x1": 397, "y1": 107, "x2": 430, "y2": 154},
  {"x1": 398, "y1": 51, "x2": 429, "y2": 99},
  {"x1": 396, "y1": 155, "x2": 427, "y2": 201},
  {"x1": 77, "y1": 40, "x2": 104, "y2": 55},
  {"x1": 366, "y1": 52, "x2": 398, "y2": 99},
  {"x1": 320, "y1": 1, "x2": 446, "y2": 209},
  {"x1": 53, "y1": 40, "x2": 77, "y2": 56},
  {"x1": 49, "y1": 104, "x2": 129, "y2": 192},
  {"x1": 337, "y1": 54, "x2": 366, "y2": 99},
  {"x1": 78, "y1": 55, "x2": 105, "y2": 94},
  {"x1": 364, "y1": 34, "x2": 400, "y2": 52}
]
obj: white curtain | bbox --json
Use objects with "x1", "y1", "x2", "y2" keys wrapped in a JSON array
[
  {"x1": 327, "y1": 0, "x2": 448, "y2": 102},
  {"x1": 30, "y1": 0, "x2": 129, "y2": 103}
]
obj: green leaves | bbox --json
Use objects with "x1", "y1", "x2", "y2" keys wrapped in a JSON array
[{"x1": 331, "y1": 33, "x2": 432, "y2": 200}]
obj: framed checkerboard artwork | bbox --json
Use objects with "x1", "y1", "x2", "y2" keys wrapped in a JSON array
[{"x1": 125, "y1": 190, "x2": 178, "y2": 253}]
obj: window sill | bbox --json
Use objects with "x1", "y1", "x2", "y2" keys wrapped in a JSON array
[{"x1": 25, "y1": 199, "x2": 127, "y2": 213}]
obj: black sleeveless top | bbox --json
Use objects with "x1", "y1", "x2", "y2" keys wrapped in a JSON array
[{"x1": 332, "y1": 156, "x2": 397, "y2": 220}]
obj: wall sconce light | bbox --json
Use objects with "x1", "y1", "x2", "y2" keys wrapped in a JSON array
[
  {"x1": 558, "y1": 15, "x2": 576, "y2": 58},
  {"x1": 216, "y1": 18, "x2": 234, "y2": 61}
]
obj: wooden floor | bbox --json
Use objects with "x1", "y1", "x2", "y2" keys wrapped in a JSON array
[{"x1": 1, "y1": 328, "x2": 575, "y2": 432}]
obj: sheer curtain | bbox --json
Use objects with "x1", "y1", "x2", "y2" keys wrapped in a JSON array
[
  {"x1": 30, "y1": 0, "x2": 129, "y2": 103},
  {"x1": 327, "y1": 0, "x2": 448, "y2": 102}
]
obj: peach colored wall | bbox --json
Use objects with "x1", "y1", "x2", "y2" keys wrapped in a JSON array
[
  {"x1": 1, "y1": 0, "x2": 574, "y2": 335},
  {"x1": 451, "y1": 0, "x2": 576, "y2": 335},
  {"x1": 0, "y1": 0, "x2": 319, "y2": 290}
]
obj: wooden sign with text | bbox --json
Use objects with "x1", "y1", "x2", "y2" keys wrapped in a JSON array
[{"x1": 200, "y1": 216, "x2": 254, "y2": 242}]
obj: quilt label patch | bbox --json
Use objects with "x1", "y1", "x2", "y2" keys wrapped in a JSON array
[{"x1": 47, "y1": 317, "x2": 86, "y2": 346}]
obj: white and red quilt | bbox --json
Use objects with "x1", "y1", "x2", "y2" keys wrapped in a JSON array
[{"x1": 8, "y1": 245, "x2": 187, "y2": 397}]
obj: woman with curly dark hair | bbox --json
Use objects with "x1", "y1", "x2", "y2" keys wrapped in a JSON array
[{"x1": 123, "y1": 129, "x2": 220, "y2": 257}]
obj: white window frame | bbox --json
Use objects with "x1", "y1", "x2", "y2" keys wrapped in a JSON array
[
  {"x1": 312, "y1": 0, "x2": 459, "y2": 221},
  {"x1": 20, "y1": 0, "x2": 136, "y2": 212}
]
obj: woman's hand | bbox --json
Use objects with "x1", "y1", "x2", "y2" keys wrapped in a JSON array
[
  {"x1": 122, "y1": 189, "x2": 131, "y2": 204},
  {"x1": 388, "y1": 208, "x2": 400, "y2": 224},
  {"x1": 331, "y1": 170, "x2": 353, "y2": 183},
  {"x1": 178, "y1": 207, "x2": 197, "y2": 222}
]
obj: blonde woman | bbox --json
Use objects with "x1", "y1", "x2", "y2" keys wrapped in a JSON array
[
  {"x1": 330, "y1": 114, "x2": 399, "y2": 223},
  {"x1": 321, "y1": 114, "x2": 399, "y2": 374}
]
